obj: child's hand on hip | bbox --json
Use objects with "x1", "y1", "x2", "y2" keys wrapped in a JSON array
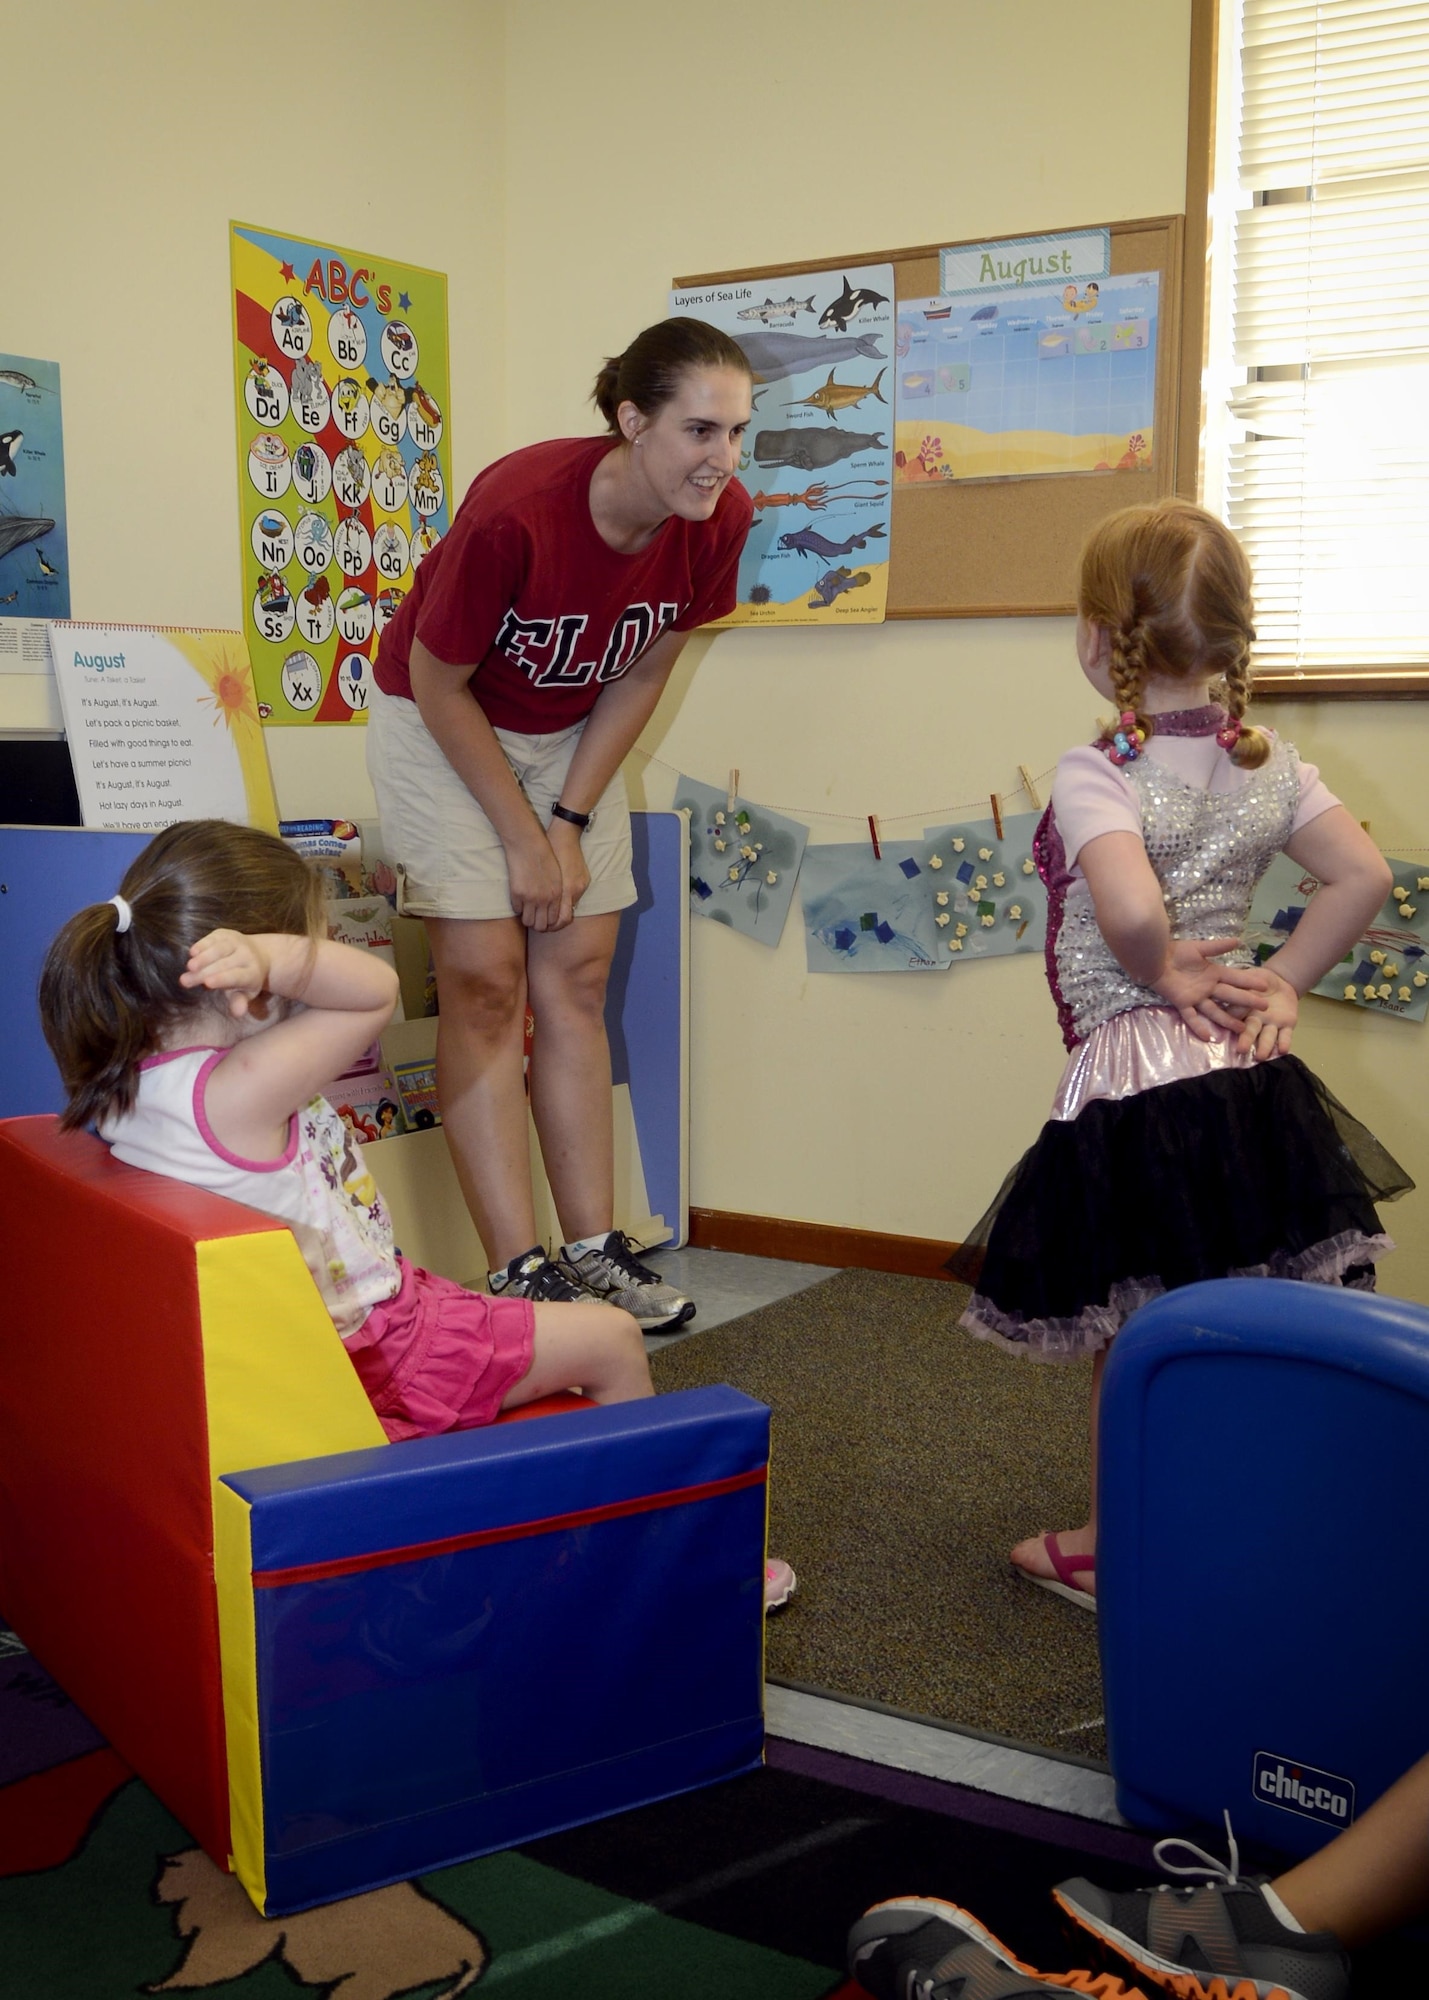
[
  {"x1": 1229, "y1": 964, "x2": 1298, "y2": 1059},
  {"x1": 1153, "y1": 937, "x2": 1270, "y2": 1042},
  {"x1": 181, "y1": 930, "x2": 272, "y2": 1018}
]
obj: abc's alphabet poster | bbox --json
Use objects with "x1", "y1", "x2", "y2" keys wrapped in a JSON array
[{"x1": 231, "y1": 223, "x2": 452, "y2": 726}]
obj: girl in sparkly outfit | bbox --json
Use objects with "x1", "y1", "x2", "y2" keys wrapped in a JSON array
[{"x1": 950, "y1": 501, "x2": 1411, "y2": 1608}]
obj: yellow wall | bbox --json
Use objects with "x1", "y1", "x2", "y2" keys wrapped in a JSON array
[
  {"x1": 7, "y1": 0, "x2": 1426, "y2": 1298},
  {"x1": 1, "y1": 0, "x2": 505, "y2": 817}
]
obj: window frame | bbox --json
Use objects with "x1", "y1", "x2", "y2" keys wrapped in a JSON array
[{"x1": 1188, "y1": 0, "x2": 1429, "y2": 699}]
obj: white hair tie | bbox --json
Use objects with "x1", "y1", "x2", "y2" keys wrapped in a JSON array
[{"x1": 109, "y1": 894, "x2": 133, "y2": 934}]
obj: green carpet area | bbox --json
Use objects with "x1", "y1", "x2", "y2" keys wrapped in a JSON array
[{"x1": 652, "y1": 1268, "x2": 1107, "y2": 1760}]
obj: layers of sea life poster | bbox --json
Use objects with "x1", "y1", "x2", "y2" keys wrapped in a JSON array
[
  {"x1": 669, "y1": 266, "x2": 894, "y2": 626},
  {"x1": 0, "y1": 354, "x2": 68, "y2": 671},
  {"x1": 674, "y1": 776, "x2": 808, "y2": 947},
  {"x1": 894, "y1": 273, "x2": 1159, "y2": 483},
  {"x1": 231, "y1": 223, "x2": 452, "y2": 725},
  {"x1": 1249, "y1": 852, "x2": 1429, "y2": 1025}
]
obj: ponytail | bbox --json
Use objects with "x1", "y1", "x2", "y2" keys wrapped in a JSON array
[
  {"x1": 40, "y1": 899, "x2": 167, "y2": 1130},
  {"x1": 40, "y1": 819, "x2": 324, "y2": 1131},
  {"x1": 592, "y1": 317, "x2": 752, "y2": 434}
]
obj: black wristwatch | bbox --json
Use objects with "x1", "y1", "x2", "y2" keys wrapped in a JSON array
[{"x1": 550, "y1": 802, "x2": 591, "y2": 830}]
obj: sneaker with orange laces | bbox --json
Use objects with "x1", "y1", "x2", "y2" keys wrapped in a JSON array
[{"x1": 848, "y1": 1896, "x2": 1150, "y2": 1999}]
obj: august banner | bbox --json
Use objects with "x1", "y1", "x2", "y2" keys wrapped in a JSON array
[{"x1": 231, "y1": 223, "x2": 452, "y2": 725}]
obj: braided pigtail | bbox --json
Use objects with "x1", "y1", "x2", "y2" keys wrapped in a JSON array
[
  {"x1": 1217, "y1": 644, "x2": 1271, "y2": 769},
  {"x1": 1094, "y1": 619, "x2": 1153, "y2": 765}
]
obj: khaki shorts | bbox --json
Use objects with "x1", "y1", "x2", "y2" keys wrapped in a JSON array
[{"x1": 366, "y1": 683, "x2": 636, "y2": 922}]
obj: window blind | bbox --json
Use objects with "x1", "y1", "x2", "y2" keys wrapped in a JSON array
[{"x1": 1222, "y1": 0, "x2": 1429, "y2": 675}]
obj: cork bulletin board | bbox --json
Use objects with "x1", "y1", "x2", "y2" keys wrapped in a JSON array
[{"x1": 674, "y1": 214, "x2": 1186, "y2": 619}]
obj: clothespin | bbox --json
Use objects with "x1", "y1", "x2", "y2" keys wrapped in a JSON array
[
  {"x1": 1018, "y1": 764, "x2": 1041, "y2": 811},
  {"x1": 868, "y1": 814, "x2": 882, "y2": 860},
  {"x1": 727, "y1": 769, "x2": 740, "y2": 813},
  {"x1": 990, "y1": 793, "x2": 1004, "y2": 841}
]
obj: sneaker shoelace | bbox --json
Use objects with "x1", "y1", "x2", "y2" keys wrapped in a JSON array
[
  {"x1": 598, "y1": 1229, "x2": 664, "y2": 1285},
  {"x1": 1151, "y1": 1810, "x2": 1243, "y2": 1892}
]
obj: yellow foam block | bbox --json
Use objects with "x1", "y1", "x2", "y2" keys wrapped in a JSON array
[{"x1": 197, "y1": 1230, "x2": 385, "y2": 1480}]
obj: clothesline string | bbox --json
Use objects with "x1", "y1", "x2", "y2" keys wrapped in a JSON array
[
  {"x1": 629, "y1": 747, "x2": 1429, "y2": 856},
  {"x1": 629, "y1": 746, "x2": 1058, "y2": 828}
]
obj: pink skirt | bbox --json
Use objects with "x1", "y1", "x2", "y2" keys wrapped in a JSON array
[{"x1": 342, "y1": 1256, "x2": 536, "y2": 1441}]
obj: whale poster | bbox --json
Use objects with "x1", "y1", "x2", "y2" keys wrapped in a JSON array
[
  {"x1": 0, "y1": 353, "x2": 69, "y2": 673},
  {"x1": 669, "y1": 265, "x2": 894, "y2": 626},
  {"x1": 230, "y1": 223, "x2": 453, "y2": 726},
  {"x1": 894, "y1": 272, "x2": 1160, "y2": 483}
]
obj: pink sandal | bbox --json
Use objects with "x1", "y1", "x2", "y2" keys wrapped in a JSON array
[{"x1": 1013, "y1": 1531, "x2": 1096, "y2": 1612}]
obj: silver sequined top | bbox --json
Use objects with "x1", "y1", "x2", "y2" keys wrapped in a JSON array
[{"x1": 1053, "y1": 738, "x2": 1301, "y2": 1043}]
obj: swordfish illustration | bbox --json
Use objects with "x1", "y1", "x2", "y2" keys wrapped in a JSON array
[{"x1": 785, "y1": 368, "x2": 887, "y2": 421}]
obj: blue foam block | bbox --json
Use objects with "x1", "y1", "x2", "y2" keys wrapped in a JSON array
[
  {"x1": 1099, "y1": 1279, "x2": 1429, "y2": 1855},
  {"x1": 224, "y1": 1386, "x2": 769, "y2": 1912}
]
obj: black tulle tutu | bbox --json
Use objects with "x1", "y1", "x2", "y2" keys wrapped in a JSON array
[{"x1": 948, "y1": 1055, "x2": 1413, "y2": 1360}]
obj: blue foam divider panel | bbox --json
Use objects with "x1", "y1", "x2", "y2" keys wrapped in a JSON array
[
  {"x1": 0, "y1": 827, "x2": 149, "y2": 1115},
  {"x1": 1098, "y1": 1278, "x2": 1429, "y2": 1856},
  {"x1": 224, "y1": 1386, "x2": 769, "y2": 1913}
]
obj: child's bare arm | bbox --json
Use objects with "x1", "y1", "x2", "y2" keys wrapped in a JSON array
[
  {"x1": 1225, "y1": 809, "x2": 1391, "y2": 1059},
  {"x1": 183, "y1": 934, "x2": 399, "y2": 1159},
  {"x1": 1270, "y1": 808, "x2": 1392, "y2": 993},
  {"x1": 1077, "y1": 831, "x2": 1270, "y2": 1039}
]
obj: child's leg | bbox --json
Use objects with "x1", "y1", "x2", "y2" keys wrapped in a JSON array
[
  {"x1": 1011, "y1": 1343, "x2": 1108, "y2": 1588},
  {"x1": 501, "y1": 1299, "x2": 654, "y2": 1409}
]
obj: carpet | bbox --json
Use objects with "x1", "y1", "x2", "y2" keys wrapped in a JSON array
[
  {"x1": 0, "y1": 1624, "x2": 1200, "y2": 1999},
  {"x1": 4, "y1": 1627, "x2": 1420, "y2": 1994},
  {"x1": 651, "y1": 1268, "x2": 1109, "y2": 1759}
]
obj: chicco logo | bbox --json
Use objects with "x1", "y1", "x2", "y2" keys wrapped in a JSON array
[{"x1": 1252, "y1": 1751, "x2": 1355, "y2": 1827}]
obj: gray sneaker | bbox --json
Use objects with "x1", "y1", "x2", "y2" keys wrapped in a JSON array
[
  {"x1": 1054, "y1": 1821, "x2": 1351, "y2": 2000},
  {"x1": 489, "y1": 1247, "x2": 590, "y2": 1305},
  {"x1": 558, "y1": 1231, "x2": 695, "y2": 1331}
]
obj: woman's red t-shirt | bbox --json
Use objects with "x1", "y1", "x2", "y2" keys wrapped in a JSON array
[{"x1": 373, "y1": 436, "x2": 752, "y2": 734}]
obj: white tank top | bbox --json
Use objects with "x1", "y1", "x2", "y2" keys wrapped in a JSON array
[{"x1": 101, "y1": 1046, "x2": 399, "y2": 1338}]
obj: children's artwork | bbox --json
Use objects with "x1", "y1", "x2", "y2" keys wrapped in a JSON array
[
  {"x1": 0, "y1": 353, "x2": 69, "y2": 672},
  {"x1": 669, "y1": 266, "x2": 895, "y2": 626},
  {"x1": 894, "y1": 274, "x2": 1159, "y2": 484},
  {"x1": 674, "y1": 775, "x2": 807, "y2": 946},
  {"x1": 800, "y1": 840, "x2": 948, "y2": 972},
  {"x1": 1249, "y1": 852, "x2": 1429, "y2": 1024},
  {"x1": 48, "y1": 624, "x2": 278, "y2": 834},
  {"x1": 231, "y1": 222, "x2": 452, "y2": 726},
  {"x1": 921, "y1": 811, "x2": 1047, "y2": 966}
]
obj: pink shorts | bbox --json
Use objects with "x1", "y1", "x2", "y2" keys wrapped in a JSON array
[{"x1": 343, "y1": 1256, "x2": 536, "y2": 1442}]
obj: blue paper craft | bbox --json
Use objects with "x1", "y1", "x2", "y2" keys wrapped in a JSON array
[
  {"x1": 675, "y1": 777, "x2": 808, "y2": 947},
  {"x1": 921, "y1": 811, "x2": 1046, "y2": 966},
  {"x1": 800, "y1": 840, "x2": 947, "y2": 972},
  {"x1": 1248, "y1": 852, "x2": 1429, "y2": 1024}
]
